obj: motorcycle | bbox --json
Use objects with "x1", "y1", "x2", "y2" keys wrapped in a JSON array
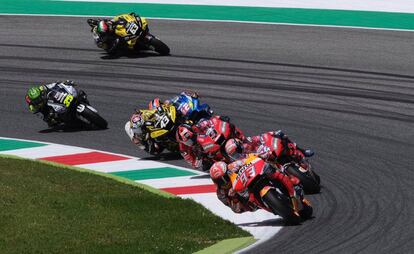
[
  {"x1": 149, "y1": 92, "x2": 213, "y2": 123},
  {"x1": 250, "y1": 134, "x2": 321, "y2": 194},
  {"x1": 170, "y1": 92, "x2": 213, "y2": 123},
  {"x1": 44, "y1": 85, "x2": 107, "y2": 130},
  {"x1": 228, "y1": 155, "x2": 313, "y2": 224},
  {"x1": 196, "y1": 116, "x2": 242, "y2": 169},
  {"x1": 141, "y1": 104, "x2": 180, "y2": 154},
  {"x1": 87, "y1": 13, "x2": 170, "y2": 55}
]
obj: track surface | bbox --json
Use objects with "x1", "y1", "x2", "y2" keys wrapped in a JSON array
[{"x1": 1, "y1": 16, "x2": 414, "y2": 253}]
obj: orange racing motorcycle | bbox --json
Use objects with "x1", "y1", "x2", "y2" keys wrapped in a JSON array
[{"x1": 229, "y1": 155, "x2": 313, "y2": 224}]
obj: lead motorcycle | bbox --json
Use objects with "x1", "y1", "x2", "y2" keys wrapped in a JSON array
[
  {"x1": 87, "y1": 13, "x2": 170, "y2": 55},
  {"x1": 229, "y1": 155, "x2": 313, "y2": 224}
]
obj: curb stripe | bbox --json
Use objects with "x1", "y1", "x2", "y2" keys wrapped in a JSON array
[
  {"x1": 0, "y1": 138, "x2": 47, "y2": 151},
  {"x1": 0, "y1": 144, "x2": 92, "y2": 159},
  {"x1": 161, "y1": 184, "x2": 216, "y2": 195},
  {"x1": 110, "y1": 167, "x2": 197, "y2": 180},
  {"x1": 39, "y1": 151, "x2": 130, "y2": 165},
  {"x1": 0, "y1": 137, "x2": 282, "y2": 242},
  {"x1": 79, "y1": 159, "x2": 189, "y2": 173}
]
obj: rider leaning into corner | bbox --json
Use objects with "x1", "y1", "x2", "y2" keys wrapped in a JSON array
[
  {"x1": 148, "y1": 91, "x2": 200, "y2": 110},
  {"x1": 176, "y1": 115, "x2": 245, "y2": 171},
  {"x1": 90, "y1": 12, "x2": 147, "y2": 54},
  {"x1": 124, "y1": 106, "x2": 169, "y2": 155},
  {"x1": 25, "y1": 80, "x2": 88, "y2": 127},
  {"x1": 210, "y1": 139, "x2": 308, "y2": 215},
  {"x1": 125, "y1": 91, "x2": 202, "y2": 155},
  {"x1": 243, "y1": 130, "x2": 314, "y2": 162}
]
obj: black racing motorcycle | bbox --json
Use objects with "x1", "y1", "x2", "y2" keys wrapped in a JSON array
[{"x1": 43, "y1": 84, "x2": 107, "y2": 130}]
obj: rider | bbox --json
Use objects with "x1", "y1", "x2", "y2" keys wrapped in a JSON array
[
  {"x1": 125, "y1": 106, "x2": 169, "y2": 155},
  {"x1": 243, "y1": 130, "x2": 314, "y2": 163},
  {"x1": 214, "y1": 138, "x2": 304, "y2": 214},
  {"x1": 148, "y1": 91, "x2": 199, "y2": 109},
  {"x1": 25, "y1": 80, "x2": 87, "y2": 127},
  {"x1": 176, "y1": 115, "x2": 245, "y2": 171},
  {"x1": 210, "y1": 161, "x2": 258, "y2": 213},
  {"x1": 148, "y1": 91, "x2": 213, "y2": 122},
  {"x1": 91, "y1": 12, "x2": 146, "y2": 54}
]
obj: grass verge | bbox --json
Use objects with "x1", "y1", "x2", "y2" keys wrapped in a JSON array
[{"x1": 0, "y1": 156, "x2": 250, "y2": 253}]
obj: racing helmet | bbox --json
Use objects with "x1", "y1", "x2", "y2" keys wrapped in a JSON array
[
  {"x1": 148, "y1": 98, "x2": 161, "y2": 110},
  {"x1": 25, "y1": 86, "x2": 46, "y2": 113},
  {"x1": 176, "y1": 124, "x2": 196, "y2": 146},
  {"x1": 210, "y1": 161, "x2": 230, "y2": 187},
  {"x1": 97, "y1": 20, "x2": 110, "y2": 34},
  {"x1": 224, "y1": 138, "x2": 244, "y2": 161},
  {"x1": 130, "y1": 113, "x2": 143, "y2": 136}
]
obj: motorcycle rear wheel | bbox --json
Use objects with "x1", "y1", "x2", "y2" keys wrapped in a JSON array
[
  {"x1": 262, "y1": 189, "x2": 301, "y2": 225},
  {"x1": 286, "y1": 164, "x2": 321, "y2": 194}
]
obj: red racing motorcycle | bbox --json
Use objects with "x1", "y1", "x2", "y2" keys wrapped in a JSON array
[
  {"x1": 251, "y1": 133, "x2": 321, "y2": 194},
  {"x1": 196, "y1": 116, "x2": 243, "y2": 170}
]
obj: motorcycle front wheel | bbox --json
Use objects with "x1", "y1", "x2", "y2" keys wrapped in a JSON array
[
  {"x1": 262, "y1": 188, "x2": 301, "y2": 225},
  {"x1": 286, "y1": 164, "x2": 321, "y2": 194}
]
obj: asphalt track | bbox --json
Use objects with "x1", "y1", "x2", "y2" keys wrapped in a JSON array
[{"x1": 1, "y1": 16, "x2": 414, "y2": 253}]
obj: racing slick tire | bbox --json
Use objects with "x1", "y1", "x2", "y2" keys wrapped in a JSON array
[
  {"x1": 262, "y1": 188, "x2": 301, "y2": 225},
  {"x1": 148, "y1": 37, "x2": 170, "y2": 55}
]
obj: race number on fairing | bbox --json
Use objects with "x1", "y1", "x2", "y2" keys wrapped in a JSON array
[
  {"x1": 236, "y1": 166, "x2": 256, "y2": 187},
  {"x1": 155, "y1": 115, "x2": 170, "y2": 129},
  {"x1": 126, "y1": 22, "x2": 140, "y2": 35}
]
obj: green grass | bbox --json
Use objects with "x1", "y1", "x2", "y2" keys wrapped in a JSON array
[{"x1": 0, "y1": 157, "x2": 250, "y2": 254}]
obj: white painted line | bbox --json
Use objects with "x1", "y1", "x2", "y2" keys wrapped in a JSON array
[
  {"x1": 0, "y1": 144, "x2": 92, "y2": 159},
  {"x1": 0, "y1": 13, "x2": 413, "y2": 32},
  {"x1": 180, "y1": 193, "x2": 280, "y2": 240}
]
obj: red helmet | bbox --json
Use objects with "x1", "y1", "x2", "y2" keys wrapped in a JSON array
[
  {"x1": 176, "y1": 124, "x2": 196, "y2": 146},
  {"x1": 148, "y1": 98, "x2": 161, "y2": 109},
  {"x1": 224, "y1": 138, "x2": 244, "y2": 161},
  {"x1": 210, "y1": 161, "x2": 230, "y2": 186}
]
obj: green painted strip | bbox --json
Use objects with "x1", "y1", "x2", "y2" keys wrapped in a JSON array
[
  {"x1": 110, "y1": 167, "x2": 197, "y2": 180},
  {"x1": 0, "y1": 138, "x2": 48, "y2": 151},
  {"x1": 1, "y1": 0, "x2": 414, "y2": 30},
  {"x1": 195, "y1": 236, "x2": 256, "y2": 254}
]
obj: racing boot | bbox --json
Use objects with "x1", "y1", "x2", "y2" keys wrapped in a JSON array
[{"x1": 299, "y1": 198, "x2": 313, "y2": 220}]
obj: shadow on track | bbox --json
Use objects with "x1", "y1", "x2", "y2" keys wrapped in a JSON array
[
  {"x1": 38, "y1": 124, "x2": 108, "y2": 133},
  {"x1": 100, "y1": 50, "x2": 168, "y2": 60}
]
